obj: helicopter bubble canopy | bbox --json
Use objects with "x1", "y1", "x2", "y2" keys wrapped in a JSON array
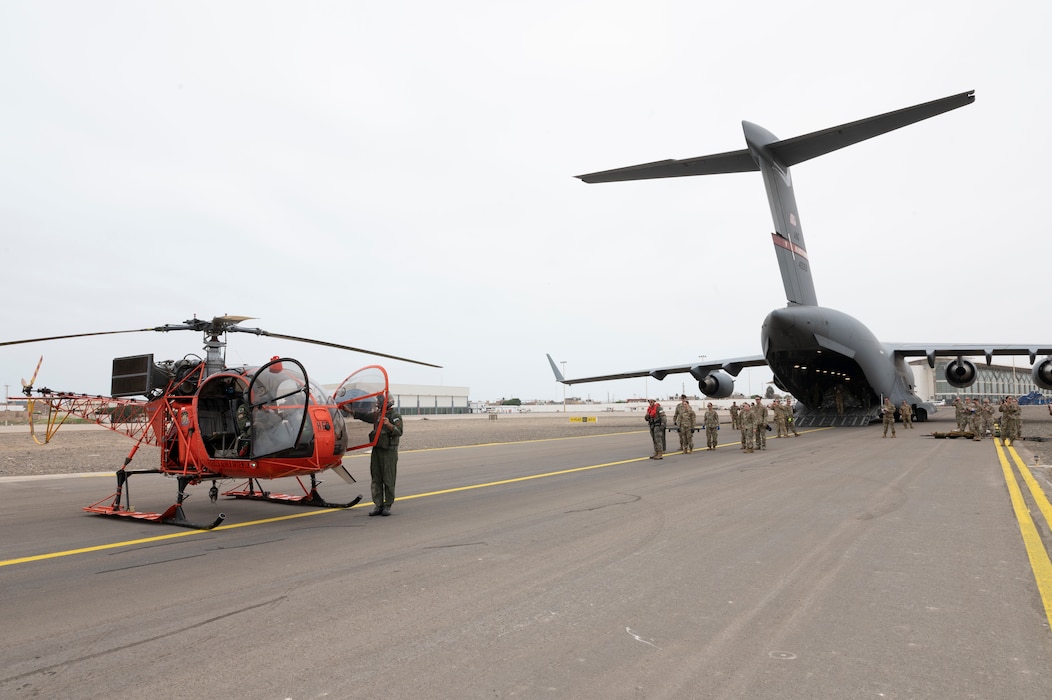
[{"x1": 248, "y1": 357, "x2": 313, "y2": 458}]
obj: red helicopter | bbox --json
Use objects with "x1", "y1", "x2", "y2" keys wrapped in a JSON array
[{"x1": 2, "y1": 315, "x2": 440, "y2": 529}]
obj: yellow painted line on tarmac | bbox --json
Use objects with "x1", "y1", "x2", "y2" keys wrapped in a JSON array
[
  {"x1": 1, "y1": 450, "x2": 649, "y2": 568},
  {"x1": 342, "y1": 430, "x2": 650, "y2": 458},
  {"x1": 0, "y1": 507, "x2": 352, "y2": 567},
  {"x1": 995, "y1": 438, "x2": 1052, "y2": 629},
  {"x1": 1004, "y1": 443, "x2": 1052, "y2": 530},
  {"x1": 389, "y1": 455, "x2": 645, "y2": 502}
]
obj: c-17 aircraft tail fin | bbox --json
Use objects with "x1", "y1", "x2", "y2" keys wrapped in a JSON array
[
  {"x1": 578, "y1": 91, "x2": 975, "y2": 308},
  {"x1": 546, "y1": 353, "x2": 566, "y2": 383}
]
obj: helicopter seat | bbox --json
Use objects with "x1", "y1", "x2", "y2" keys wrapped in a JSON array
[{"x1": 198, "y1": 400, "x2": 240, "y2": 457}]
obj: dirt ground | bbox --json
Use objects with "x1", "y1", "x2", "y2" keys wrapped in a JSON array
[{"x1": 2, "y1": 407, "x2": 1052, "y2": 478}]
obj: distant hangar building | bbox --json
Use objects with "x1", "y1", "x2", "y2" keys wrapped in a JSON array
[{"x1": 323, "y1": 382, "x2": 470, "y2": 416}]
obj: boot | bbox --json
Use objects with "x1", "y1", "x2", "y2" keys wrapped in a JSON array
[
  {"x1": 368, "y1": 505, "x2": 383, "y2": 516},
  {"x1": 655, "y1": 451, "x2": 663, "y2": 460},
  {"x1": 380, "y1": 505, "x2": 392, "y2": 516}
]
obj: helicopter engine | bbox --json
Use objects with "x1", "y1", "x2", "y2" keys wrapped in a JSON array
[{"x1": 167, "y1": 357, "x2": 203, "y2": 395}]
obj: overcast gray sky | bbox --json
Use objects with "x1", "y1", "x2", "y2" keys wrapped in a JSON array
[{"x1": 2, "y1": 1, "x2": 1048, "y2": 403}]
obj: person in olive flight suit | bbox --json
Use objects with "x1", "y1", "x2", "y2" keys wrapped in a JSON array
[{"x1": 369, "y1": 394, "x2": 403, "y2": 516}]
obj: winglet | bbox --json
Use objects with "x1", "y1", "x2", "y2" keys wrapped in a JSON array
[{"x1": 546, "y1": 354, "x2": 566, "y2": 383}]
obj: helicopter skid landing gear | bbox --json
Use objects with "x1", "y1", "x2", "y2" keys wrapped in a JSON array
[
  {"x1": 224, "y1": 476, "x2": 363, "y2": 509},
  {"x1": 83, "y1": 503, "x2": 226, "y2": 530},
  {"x1": 83, "y1": 473, "x2": 226, "y2": 530}
]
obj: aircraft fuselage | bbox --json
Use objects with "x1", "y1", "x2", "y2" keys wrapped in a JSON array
[{"x1": 762, "y1": 304, "x2": 926, "y2": 423}]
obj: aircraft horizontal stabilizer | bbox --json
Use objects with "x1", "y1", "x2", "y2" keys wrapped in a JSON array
[
  {"x1": 576, "y1": 91, "x2": 975, "y2": 184},
  {"x1": 770, "y1": 90, "x2": 975, "y2": 167},
  {"x1": 577, "y1": 150, "x2": 757, "y2": 183}
]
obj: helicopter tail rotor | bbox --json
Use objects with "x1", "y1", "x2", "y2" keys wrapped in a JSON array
[
  {"x1": 20, "y1": 356, "x2": 54, "y2": 445},
  {"x1": 20, "y1": 355, "x2": 43, "y2": 394}
]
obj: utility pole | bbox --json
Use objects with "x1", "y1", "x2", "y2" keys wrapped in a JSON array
[{"x1": 560, "y1": 361, "x2": 567, "y2": 412}]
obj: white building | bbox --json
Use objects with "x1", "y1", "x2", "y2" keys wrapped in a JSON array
[{"x1": 324, "y1": 382, "x2": 471, "y2": 416}]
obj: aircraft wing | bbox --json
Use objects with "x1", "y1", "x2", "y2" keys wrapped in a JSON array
[
  {"x1": 546, "y1": 353, "x2": 767, "y2": 385},
  {"x1": 889, "y1": 344, "x2": 1052, "y2": 367}
]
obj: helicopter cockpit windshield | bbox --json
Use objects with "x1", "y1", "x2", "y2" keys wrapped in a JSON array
[
  {"x1": 249, "y1": 357, "x2": 312, "y2": 458},
  {"x1": 333, "y1": 365, "x2": 390, "y2": 451}
]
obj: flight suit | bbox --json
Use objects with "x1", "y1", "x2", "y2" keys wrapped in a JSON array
[{"x1": 369, "y1": 403, "x2": 403, "y2": 515}]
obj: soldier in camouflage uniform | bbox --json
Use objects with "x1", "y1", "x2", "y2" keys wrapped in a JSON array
[
  {"x1": 980, "y1": 399, "x2": 994, "y2": 439},
  {"x1": 899, "y1": 400, "x2": 913, "y2": 429},
  {"x1": 740, "y1": 403, "x2": 755, "y2": 453},
  {"x1": 1011, "y1": 397, "x2": 1023, "y2": 443},
  {"x1": 881, "y1": 397, "x2": 896, "y2": 438},
  {"x1": 729, "y1": 402, "x2": 741, "y2": 430},
  {"x1": 673, "y1": 395, "x2": 696, "y2": 453},
  {"x1": 772, "y1": 398, "x2": 787, "y2": 437},
  {"x1": 753, "y1": 398, "x2": 768, "y2": 450},
  {"x1": 646, "y1": 399, "x2": 667, "y2": 459},
  {"x1": 999, "y1": 397, "x2": 1021, "y2": 445},
  {"x1": 953, "y1": 397, "x2": 964, "y2": 430},
  {"x1": 967, "y1": 399, "x2": 983, "y2": 440},
  {"x1": 703, "y1": 402, "x2": 720, "y2": 450},
  {"x1": 786, "y1": 399, "x2": 799, "y2": 436}
]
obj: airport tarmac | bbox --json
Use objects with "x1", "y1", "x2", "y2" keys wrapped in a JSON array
[
  {"x1": 2, "y1": 408, "x2": 1051, "y2": 698},
  {"x1": 4, "y1": 404, "x2": 1052, "y2": 476}
]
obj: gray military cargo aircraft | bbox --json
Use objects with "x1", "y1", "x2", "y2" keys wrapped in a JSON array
[{"x1": 549, "y1": 91, "x2": 1052, "y2": 427}]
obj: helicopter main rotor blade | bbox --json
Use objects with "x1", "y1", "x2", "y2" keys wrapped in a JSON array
[
  {"x1": 0, "y1": 316, "x2": 254, "y2": 347},
  {"x1": 0, "y1": 328, "x2": 165, "y2": 348},
  {"x1": 234, "y1": 328, "x2": 442, "y2": 368},
  {"x1": 1, "y1": 316, "x2": 441, "y2": 368}
]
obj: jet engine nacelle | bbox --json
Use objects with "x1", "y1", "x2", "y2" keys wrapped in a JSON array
[
  {"x1": 944, "y1": 358, "x2": 978, "y2": 389},
  {"x1": 699, "y1": 370, "x2": 734, "y2": 399},
  {"x1": 1032, "y1": 357, "x2": 1052, "y2": 391}
]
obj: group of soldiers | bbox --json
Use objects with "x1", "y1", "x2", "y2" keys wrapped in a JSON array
[
  {"x1": 646, "y1": 396, "x2": 800, "y2": 459},
  {"x1": 647, "y1": 392, "x2": 1030, "y2": 458},
  {"x1": 880, "y1": 397, "x2": 916, "y2": 437},
  {"x1": 645, "y1": 396, "x2": 721, "y2": 459},
  {"x1": 952, "y1": 396, "x2": 1023, "y2": 443},
  {"x1": 729, "y1": 398, "x2": 799, "y2": 453}
]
